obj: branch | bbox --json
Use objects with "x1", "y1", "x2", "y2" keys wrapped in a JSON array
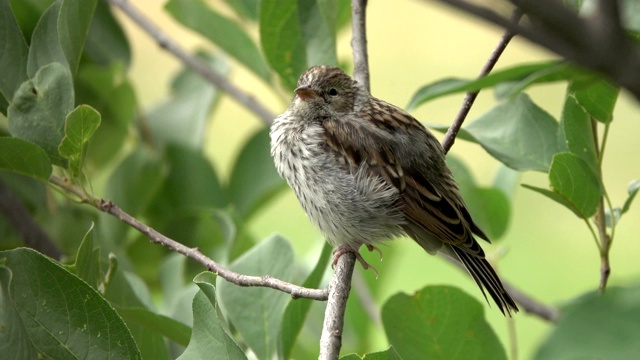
[
  {"x1": 432, "y1": 0, "x2": 640, "y2": 101},
  {"x1": 501, "y1": 281, "x2": 560, "y2": 322},
  {"x1": 318, "y1": 1, "x2": 372, "y2": 358},
  {"x1": 49, "y1": 175, "x2": 328, "y2": 301},
  {"x1": 443, "y1": 256, "x2": 560, "y2": 322},
  {"x1": 319, "y1": 253, "x2": 356, "y2": 359},
  {"x1": 105, "y1": 0, "x2": 275, "y2": 124},
  {"x1": 441, "y1": 8, "x2": 522, "y2": 153},
  {"x1": 351, "y1": 0, "x2": 370, "y2": 92},
  {"x1": 0, "y1": 179, "x2": 61, "y2": 260}
]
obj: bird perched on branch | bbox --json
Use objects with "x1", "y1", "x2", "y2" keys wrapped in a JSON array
[{"x1": 270, "y1": 65, "x2": 518, "y2": 315}]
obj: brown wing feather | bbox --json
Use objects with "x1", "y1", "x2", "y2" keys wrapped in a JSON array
[{"x1": 322, "y1": 97, "x2": 517, "y2": 315}]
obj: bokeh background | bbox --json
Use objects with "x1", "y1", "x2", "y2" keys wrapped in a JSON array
[{"x1": 121, "y1": 1, "x2": 640, "y2": 357}]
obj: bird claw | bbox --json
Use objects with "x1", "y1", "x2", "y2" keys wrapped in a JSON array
[
  {"x1": 365, "y1": 244, "x2": 383, "y2": 261},
  {"x1": 332, "y1": 245, "x2": 380, "y2": 278}
]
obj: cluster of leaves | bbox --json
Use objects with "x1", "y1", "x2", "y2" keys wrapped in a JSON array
[{"x1": 0, "y1": 0, "x2": 639, "y2": 359}]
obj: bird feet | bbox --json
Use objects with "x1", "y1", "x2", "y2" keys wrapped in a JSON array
[{"x1": 332, "y1": 244, "x2": 383, "y2": 278}]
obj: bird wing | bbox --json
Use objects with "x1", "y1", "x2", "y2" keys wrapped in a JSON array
[
  {"x1": 322, "y1": 97, "x2": 518, "y2": 316},
  {"x1": 321, "y1": 96, "x2": 487, "y2": 257}
]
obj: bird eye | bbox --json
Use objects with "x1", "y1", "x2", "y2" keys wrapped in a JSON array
[{"x1": 328, "y1": 88, "x2": 338, "y2": 96}]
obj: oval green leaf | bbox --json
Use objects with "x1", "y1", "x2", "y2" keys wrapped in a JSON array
[
  {"x1": 535, "y1": 286, "x2": 640, "y2": 360},
  {"x1": 0, "y1": 137, "x2": 51, "y2": 180},
  {"x1": 549, "y1": 152, "x2": 602, "y2": 218},
  {"x1": 165, "y1": 0, "x2": 270, "y2": 82},
  {"x1": 0, "y1": 248, "x2": 141, "y2": 359},
  {"x1": 178, "y1": 272, "x2": 246, "y2": 360},
  {"x1": 228, "y1": 128, "x2": 286, "y2": 220},
  {"x1": 8, "y1": 62, "x2": 74, "y2": 166},
  {"x1": 382, "y1": 285, "x2": 507, "y2": 360},
  {"x1": 260, "y1": 0, "x2": 338, "y2": 90},
  {"x1": 465, "y1": 94, "x2": 561, "y2": 172},
  {"x1": 59, "y1": 105, "x2": 102, "y2": 178},
  {"x1": 217, "y1": 235, "x2": 294, "y2": 360}
]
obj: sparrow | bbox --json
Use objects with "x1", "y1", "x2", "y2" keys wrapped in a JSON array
[{"x1": 270, "y1": 65, "x2": 518, "y2": 315}]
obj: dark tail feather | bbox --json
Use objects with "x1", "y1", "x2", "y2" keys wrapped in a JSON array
[{"x1": 452, "y1": 246, "x2": 519, "y2": 316}]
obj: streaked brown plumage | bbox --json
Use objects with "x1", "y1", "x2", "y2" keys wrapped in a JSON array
[{"x1": 270, "y1": 65, "x2": 518, "y2": 315}]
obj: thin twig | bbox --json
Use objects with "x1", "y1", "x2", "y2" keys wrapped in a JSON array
[
  {"x1": 49, "y1": 175, "x2": 328, "y2": 301},
  {"x1": 105, "y1": 0, "x2": 275, "y2": 124},
  {"x1": 441, "y1": 8, "x2": 522, "y2": 153},
  {"x1": 502, "y1": 281, "x2": 560, "y2": 322},
  {"x1": 351, "y1": 0, "x2": 370, "y2": 92},
  {"x1": 319, "y1": 253, "x2": 356, "y2": 360},
  {"x1": 432, "y1": 0, "x2": 640, "y2": 101}
]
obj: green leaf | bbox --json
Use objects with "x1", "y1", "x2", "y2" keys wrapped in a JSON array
[
  {"x1": 447, "y1": 157, "x2": 512, "y2": 240},
  {"x1": 0, "y1": 137, "x2": 51, "y2": 180},
  {"x1": 59, "y1": 105, "x2": 102, "y2": 178},
  {"x1": 382, "y1": 286, "x2": 506, "y2": 360},
  {"x1": 26, "y1": 1, "x2": 67, "y2": 76},
  {"x1": 7, "y1": 62, "x2": 74, "y2": 166},
  {"x1": 75, "y1": 63, "x2": 134, "y2": 165},
  {"x1": 223, "y1": 0, "x2": 259, "y2": 20},
  {"x1": 427, "y1": 122, "x2": 477, "y2": 143},
  {"x1": 178, "y1": 272, "x2": 246, "y2": 360},
  {"x1": 0, "y1": 264, "x2": 38, "y2": 358},
  {"x1": 105, "y1": 146, "x2": 165, "y2": 216},
  {"x1": 147, "y1": 51, "x2": 228, "y2": 150},
  {"x1": 165, "y1": 0, "x2": 270, "y2": 82},
  {"x1": 494, "y1": 63, "x2": 591, "y2": 99},
  {"x1": 0, "y1": 0, "x2": 29, "y2": 103},
  {"x1": 217, "y1": 235, "x2": 295, "y2": 359},
  {"x1": 117, "y1": 307, "x2": 192, "y2": 347},
  {"x1": 0, "y1": 248, "x2": 142, "y2": 359},
  {"x1": 228, "y1": 128, "x2": 287, "y2": 220},
  {"x1": 340, "y1": 346, "x2": 402, "y2": 360},
  {"x1": 622, "y1": 179, "x2": 640, "y2": 214},
  {"x1": 83, "y1": 0, "x2": 131, "y2": 68},
  {"x1": 465, "y1": 94, "x2": 561, "y2": 172},
  {"x1": 570, "y1": 78, "x2": 619, "y2": 123},
  {"x1": 549, "y1": 152, "x2": 602, "y2": 218},
  {"x1": 560, "y1": 95, "x2": 599, "y2": 176},
  {"x1": 279, "y1": 242, "x2": 332, "y2": 359},
  {"x1": 260, "y1": 0, "x2": 338, "y2": 90},
  {"x1": 522, "y1": 184, "x2": 583, "y2": 218},
  {"x1": 535, "y1": 286, "x2": 640, "y2": 360},
  {"x1": 57, "y1": 0, "x2": 97, "y2": 74},
  {"x1": 72, "y1": 222, "x2": 102, "y2": 290},
  {"x1": 407, "y1": 61, "x2": 585, "y2": 110},
  {"x1": 150, "y1": 145, "x2": 227, "y2": 216}
]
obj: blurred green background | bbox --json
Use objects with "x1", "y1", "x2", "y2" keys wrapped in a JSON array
[{"x1": 122, "y1": 0, "x2": 640, "y2": 357}]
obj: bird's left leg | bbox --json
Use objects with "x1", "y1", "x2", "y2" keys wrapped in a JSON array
[{"x1": 332, "y1": 244, "x2": 379, "y2": 278}]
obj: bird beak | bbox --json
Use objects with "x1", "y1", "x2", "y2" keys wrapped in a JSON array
[{"x1": 295, "y1": 85, "x2": 319, "y2": 101}]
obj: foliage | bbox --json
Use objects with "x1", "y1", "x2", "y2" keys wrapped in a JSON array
[{"x1": 0, "y1": 0, "x2": 638, "y2": 359}]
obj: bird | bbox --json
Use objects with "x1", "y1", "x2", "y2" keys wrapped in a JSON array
[{"x1": 270, "y1": 65, "x2": 518, "y2": 315}]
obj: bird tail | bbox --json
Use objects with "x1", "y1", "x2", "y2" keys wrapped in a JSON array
[{"x1": 451, "y1": 246, "x2": 519, "y2": 316}]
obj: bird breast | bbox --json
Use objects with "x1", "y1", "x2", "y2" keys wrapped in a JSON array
[{"x1": 270, "y1": 116, "x2": 405, "y2": 247}]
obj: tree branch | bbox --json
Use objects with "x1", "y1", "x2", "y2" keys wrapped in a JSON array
[
  {"x1": 351, "y1": 0, "x2": 370, "y2": 92},
  {"x1": 49, "y1": 175, "x2": 328, "y2": 301},
  {"x1": 318, "y1": 1, "x2": 372, "y2": 358},
  {"x1": 105, "y1": 0, "x2": 276, "y2": 124},
  {"x1": 441, "y1": 8, "x2": 522, "y2": 153},
  {"x1": 432, "y1": 0, "x2": 640, "y2": 101},
  {"x1": 319, "y1": 252, "x2": 356, "y2": 359}
]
